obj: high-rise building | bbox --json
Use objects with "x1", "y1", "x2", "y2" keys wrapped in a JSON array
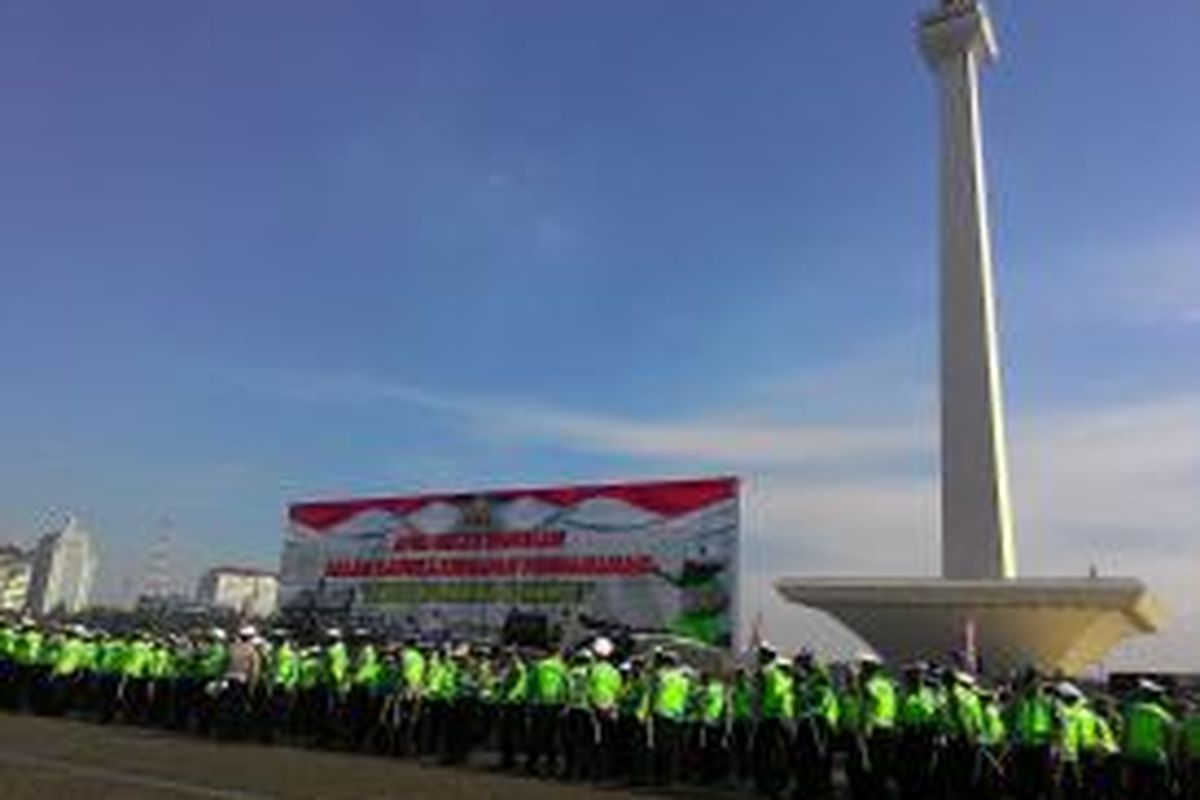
[
  {"x1": 27, "y1": 516, "x2": 97, "y2": 616},
  {"x1": 0, "y1": 544, "x2": 32, "y2": 612},
  {"x1": 196, "y1": 566, "x2": 278, "y2": 619}
]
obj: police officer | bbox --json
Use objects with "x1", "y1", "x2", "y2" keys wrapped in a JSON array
[
  {"x1": 496, "y1": 645, "x2": 528, "y2": 770},
  {"x1": 754, "y1": 642, "x2": 794, "y2": 797},
  {"x1": 896, "y1": 663, "x2": 938, "y2": 800},
  {"x1": 526, "y1": 645, "x2": 568, "y2": 777},
  {"x1": 586, "y1": 637, "x2": 622, "y2": 780},
  {"x1": 729, "y1": 665, "x2": 755, "y2": 783},
  {"x1": 347, "y1": 631, "x2": 382, "y2": 749},
  {"x1": 393, "y1": 639, "x2": 425, "y2": 756},
  {"x1": 615, "y1": 656, "x2": 651, "y2": 784},
  {"x1": 941, "y1": 669, "x2": 983, "y2": 799},
  {"x1": 266, "y1": 631, "x2": 300, "y2": 741},
  {"x1": 794, "y1": 650, "x2": 839, "y2": 799},
  {"x1": 1054, "y1": 682, "x2": 1088, "y2": 800},
  {"x1": 859, "y1": 653, "x2": 898, "y2": 798},
  {"x1": 649, "y1": 649, "x2": 690, "y2": 785},
  {"x1": 1181, "y1": 696, "x2": 1200, "y2": 800},
  {"x1": 1007, "y1": 667, "x2": 1058, "y2": 800},
  {"x1": 562, "y1": 647, "x2": 595, "y2": 780},
  {"x1": 694, "y1": 667, "x2": 729, "y2": 784},
  {"x1": 1079, "y1": 693, "x2": 1120, "y2": 800},
  {"x1": 1121, "y1": 679, "x2": 1177, "y2": 800}
]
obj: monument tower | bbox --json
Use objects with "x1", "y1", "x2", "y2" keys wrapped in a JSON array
[
  {"x1": 922, "y1": 0, "x2": 1016, "y2": 580},
  {"x1": 775, "y1": 0, "x2": 1162, "y2": 674}
]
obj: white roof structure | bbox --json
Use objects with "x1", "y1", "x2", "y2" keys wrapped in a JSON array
[{"x1": 776, "y1": 577, "x2": 1164, "y2": 675}]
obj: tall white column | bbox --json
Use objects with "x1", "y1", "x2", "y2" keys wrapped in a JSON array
[{"x1": 918, "y1": 1, "x2": 1016, "y2": 580}]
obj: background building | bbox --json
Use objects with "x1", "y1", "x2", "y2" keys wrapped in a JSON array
[
  {"x1": 196, "y1": 566, "x2": 278, "y2": 619},
  {"x1": 0, "y1": 544, "x2": 32, "y2": 612},
  {"x1": 27, "y1": 516, "x2": 97, "y2": 616}
]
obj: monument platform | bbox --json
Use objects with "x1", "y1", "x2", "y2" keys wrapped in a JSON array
[{"x1": 775, "y1": 576, "x2": 1164, "y2": 675}]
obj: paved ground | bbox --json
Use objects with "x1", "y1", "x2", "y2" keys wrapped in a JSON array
[{"x1": 0, "y1": 713, "x2": 693, "y2": 800}]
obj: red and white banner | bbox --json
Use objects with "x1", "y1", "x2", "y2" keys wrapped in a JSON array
[{"x1": 281, "y1": 477, "x2": 739, "y2": 646}]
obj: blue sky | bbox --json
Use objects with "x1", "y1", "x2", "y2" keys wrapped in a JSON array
[{"x1": 0, "y1": 1, "x2": 1197, "y2": 667}]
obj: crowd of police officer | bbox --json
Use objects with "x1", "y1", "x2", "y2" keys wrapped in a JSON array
[{"x1": 1, "y1": 615, "x2": 1199, "y2": 800}]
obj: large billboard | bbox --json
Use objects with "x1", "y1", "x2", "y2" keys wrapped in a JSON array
[{"x1": 281, "y1": 477, "x2": 739, "y2": 646}]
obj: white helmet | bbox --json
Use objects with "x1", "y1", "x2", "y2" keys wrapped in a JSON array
[
  {"x1": 592, "y1": 637, "x2": 615, "y2": 658},
  {"x1": 1056, "y1": 681, "x2": 1083, "y2": 701}
]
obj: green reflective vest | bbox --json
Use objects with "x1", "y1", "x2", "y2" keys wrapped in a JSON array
[
  {"x1": 653, "y1": 667, "x2": 691, "y2": 720},
  {"x1": 324, "y1": 642, "x2": 350, "y2": 691},
  {"x1": 197, "y1": 642, "x2": 228, "y2": 680},
  {"x1": 981, "y1": 698, "x2": 1007, "y2": 747},
  {"x1": 588, "y1": 661, "x2": 622, "y2": 712},
  {"x1": 1183, "y1": 714, "x2": 1200, "y2": 761},
  {"x1": 1059, "y1": 701, "x2": 1086, "y2": 762},
  {"x1": 567, "y1": 662, "x2": 592, "y2": 709},
  {"x1": 946, "y1": 683, "x2": 983, "y2": 742},
  {"x1": 500, "y1": 659, "x2": 528, "y2": 705},
  {"x1": 123, "y1": 640, "x2": 152, "y2": 679},
  {"x1": 797, "y1": 670, "x2": 840, "y2": 728},
  {"x1": 0, "y1": 626, "x2": 16, "y2": 659},
  {"x1": 619, "y1": 673, "x2": 650, "y2": 722},
  {"x1": 864, "y1": 673, "x2": 898, "y2": 732},
  {"x1": 899, "y1": 685, "x2": 939, "y2": 731},
  {"x1": 476, "y1": 659, "x2": 498, "y2": 703},
  {"x1": 731, "y1": 675, "x2": 753, "y2": 721},
  {"x1": 1009, "y1": 691, "x2": 1056, "y2": 746},
  {"x1": 400, "y1": 648, "x2": 425, "y2": 694},
  {"x1": 298, "y1": 652, "x2": 322, "y2": 690},
  {"x1": 426, "y1": 656, "x2": 459, "y2": 701},
  {"x1": 13, "y1": 630, "x2": 43, "y2": 666},
  {"x1": 353, "y1": 645, "x2": 381, "y2": 688},
  {"x1": 700, "y1": 679, "x2": 727, "y2": 725},
  {"x1": 1123, "y1": 701, "x2": 1176, "y2": 765},
  {"x1": 532, "y1": 655, "x2": 568, "y2": 706},
  {"x1": 760, "y1": 662, "x2": 795, "y2": 721},
  {"x1": 272, "y1": 643, "x2": 300, "y2": 690},
  {"x1": 52, "y1": 637, "x2": 87, "y2": 676}
]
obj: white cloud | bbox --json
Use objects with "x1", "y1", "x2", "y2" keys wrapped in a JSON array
[
  {"x1": 221, "y1": 366, "x2": 931, "y2": 470},
  {"x1": 1025, "y1": 227, "x2": 1200, "y2": 329}
]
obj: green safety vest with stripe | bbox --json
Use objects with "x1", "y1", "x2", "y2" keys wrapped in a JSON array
[
  {"x1": 1009, "y1": 691, "x2": 1056, "y2": 747},
  {"x1": 731, "y1": 675, "x2": 753, "y2": 722},
  {"x1": 619, "y1": 673, "x2": 651, "y2": 722},
  {"x1": 1122, "y1": 701, "x2": 1176, "y2": 765},
  {"x1": 699, "y1": 679, "x2": 727, "y2": 725},
  {"x1": 324, "y1": 642, "x2": 351, "y2": 692},
  {"x1": 863, "y1": 673, "x2": 899, "y2": 732},
  {"x1": 352, "y1": 645, "x2": 382, "y2": 689},
  {"x1": 899, "y1": 685, "x2": 939, "y2": 731},
  {"x1": 52, "y1": 637, "x2": 88, "y2": 677},
  {"x1": 981, "y1": 698, "x2": 1007, "y2": 746},
  {"x1": 797, "y1": 669, "x2": 840, "y2": 729},
  {"x1": 760, "y1": 661, "x2": 795, "y2": 721},
  {"x1": 653, "y1": 666, "x2": 691, "y2": 721},
  {"x1": 1183, "y1": 714, "x2": 1200, "y2": 761},
  {"x1": 401, "y1": 648, "x2": 426, "y2": 695},
  {"x1": 532, "y1": 655, "x2": 568, "y2": 706},
  {"x1": 271, "y1": 643, "x2": 300, "y2": 690},
  {"x1": 587, "y1": 661, "x2": 622, "y2": 712},
  {"x1": 567, "y1": 662, "x2": 592, "y2": 710},
  {"x1": 499, "y1": 659, "x2": 529, "y2": 705}
]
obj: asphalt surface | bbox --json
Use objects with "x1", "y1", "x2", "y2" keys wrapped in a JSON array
[{"x1": 0, "y1": 713, "x2": 700, "y2": 800}]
